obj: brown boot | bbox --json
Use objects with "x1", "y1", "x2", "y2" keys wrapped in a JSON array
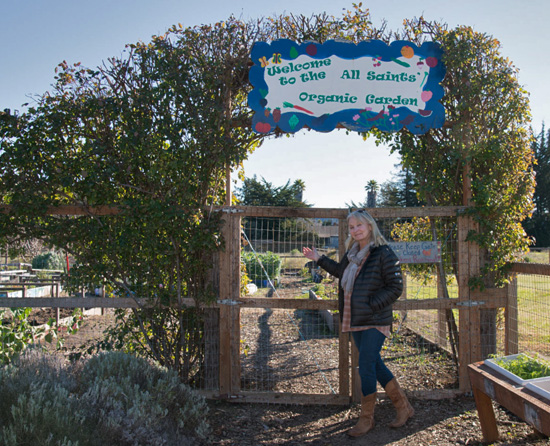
[
  {"x1": 347, "y1": 392, "x2": 376, "y2": 437},
  {"x1": 385, "y1": 378, "x2": 414, "y2": 428}
]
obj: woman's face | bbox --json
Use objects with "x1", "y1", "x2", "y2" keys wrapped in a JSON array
[{"x1": 348, "y1": 216, "x2": 372, "y2": 246}]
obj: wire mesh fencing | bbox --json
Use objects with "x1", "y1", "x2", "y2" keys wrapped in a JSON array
[
  {"x1": 507, "y1": 254, "x2": 550, "y2": 361},
  {"x1": 239, "y1": 212, "x2": 463, "y2": 396},
  {"x1": 240, "y1": 306, "x2": 340, "y2": 394}
]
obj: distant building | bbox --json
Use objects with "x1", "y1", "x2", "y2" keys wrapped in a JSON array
[{"x1": 313, "y1": 219, "x2": 339, "y2": 249}]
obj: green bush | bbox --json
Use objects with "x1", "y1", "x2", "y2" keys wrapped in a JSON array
[
  {"x1": 31, "y1": 251, "x2": 65, "y2": 271},
  {"x1": 0, "y1": 350, "x2": 210, "y2": 445},
  {"x1": 0, "y1": 308, "x2": 82, "y2": 365},
  {"x1": 241, "y1": 251, "x2": 282, "y2": 284}
]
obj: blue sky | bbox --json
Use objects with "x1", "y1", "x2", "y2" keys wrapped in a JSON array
[{"x1": 1, "y1": 0, "x2": 548, "y2": 207}]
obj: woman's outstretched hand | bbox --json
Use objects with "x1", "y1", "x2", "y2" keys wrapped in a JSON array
[{"x1": 302, "y1": 246, "x2": 320, "y2": 262}]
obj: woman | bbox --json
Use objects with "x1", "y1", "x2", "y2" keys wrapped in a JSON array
[{"x1": 303, "y1": 209, "x2": 413, "y2": 437}]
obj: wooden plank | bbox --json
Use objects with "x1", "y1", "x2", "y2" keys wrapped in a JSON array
[
  {"x1": 457, "y1": 214, "x2": 471, "y2": 392},
  {"x1": 218, "y1": 212, "x2": 233, "y2": 396},
  {"x1": 468, "y1": 216, "x2": 482, "y2": 366},
  {"x1": 203, "y1": 308, "x2": 220, "y2": 389},
  {"x1": 238, "y1": 296, "x2": 506, "y2": 311},
  {"x1": 219, "y1": 305, "x2": 232, "y2": 396},
  {"x1": 468, "y1": 362, "x2": 550, "y2": 437},
  {"x1": 0, "y1": 295, "x2": 508, "y2": 312},
  {"x1": 230, "y1": 304, "x2": 241, "y2": 392},
  {"x1": 229, "y1": 213, "x2": 242, "y2": 393},
  {"x1": 338, "y1": 217, "x2": 348, "y2": 260},
  {"x1": 249, "y1": 294, "x2": 508, "y2": 311},
  {"x1": 338, "y1": 327, "x2": 350, "y2": 399},
  {"x1": 396, "y1": 296, "x2": 505, "y2": 311},
  {"x1": 0, "y1": 297, "x2": 196, "y2": 309},
  {"x1": 232, "y1": 205, "x2": 465, "y2": 219},
  {"x1": 469, "y1": 291, "x2": 482, "y2": 364},
  {"x1": 509, "y1": 262, "x2": 550, "y2": 276},
  {"x1": 338, "y1": 215, "x2": 351, "y2": 401},
  {"x1": 2, "y1": 204, "x2": 467, "y2": 219},
  {"x1": 224, "y1": 391, "x2": 350, "y2": 406},
  {"x1": 197, "y1": 388, "x2": 462, "y2": 402},
  {"x1": 437, "y1": 270, "x2": 447, "y2": 346},
  {"x1": 472, "y1": 385, "x2": 500, "y2": 443}
]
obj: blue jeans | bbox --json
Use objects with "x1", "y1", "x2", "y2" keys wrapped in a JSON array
[{"x1": 352, "y1": 328, "x2": 394, "y2": 396}]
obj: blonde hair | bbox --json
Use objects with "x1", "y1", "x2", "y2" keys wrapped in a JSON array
[{"x1": 345, "y1": 209, "x2": 388, "y2": 250}]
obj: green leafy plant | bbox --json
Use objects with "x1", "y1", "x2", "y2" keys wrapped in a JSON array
[
  {"x1": 0, "y1": 308, "x2": 82, "y2": 364},
  {"x1": 31, "y1": 251, "x2": 65, "y2": 271},
  {"x1": 241, "y1": 251, "x2": 282, "y2": 285},
  {"x1": 493, "y1": 354, "x2": 550, "y2": 380},
  {"x1": 311, "y1": 283, "x2": 337, "y2": 300},
  {"x1": 0, "y1": 17, "x2": 263, "y2": 381}
]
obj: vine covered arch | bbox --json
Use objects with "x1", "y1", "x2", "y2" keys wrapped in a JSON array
[{"x1": 0, "y1": 7, "x2": 534, "y2": 390}]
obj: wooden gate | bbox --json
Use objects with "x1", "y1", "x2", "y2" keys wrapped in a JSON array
[
  {"x1": 215, "y1": 205, "x2": 514, "y2": 403},
  {"x1": 0, "y1": 204, "x2": 515, "y2": 402}
]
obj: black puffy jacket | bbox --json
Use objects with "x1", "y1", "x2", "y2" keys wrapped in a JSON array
[{"x1": 317, "y1": 244, "x2": 403, "y2": 327}]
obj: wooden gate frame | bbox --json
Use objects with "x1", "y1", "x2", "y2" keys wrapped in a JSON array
[
  {"x1": 0, "y1": 204, "x2": 515, "y2": 400},
  {"x1": 216, "y1": 205, "x2": 511, "y2": 401}
]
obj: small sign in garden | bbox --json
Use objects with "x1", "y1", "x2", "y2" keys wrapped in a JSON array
[
  {"x1": 388, "y1": 241, "x2": 441, "y2": 264},
  {"x1": 249, "y1": 39, "x2": 445, "y2": 135}
]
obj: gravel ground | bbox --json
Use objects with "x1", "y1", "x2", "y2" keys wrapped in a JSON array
[
  {"x1": 202, "y1": 306, "x2": 549, "y2": 446},
  {"x1": 33, "y1": 297, "x2": 550, "y2": 446}
]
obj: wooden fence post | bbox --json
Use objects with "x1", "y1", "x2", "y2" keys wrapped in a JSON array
[
  {"x1": 218, "y1": 210, "x2": 242, "y2": 397},
  {"x1": 457, "y1": 213, "x2": 480, "y2": 392},
  {"x1": 437, "y1": 270, "x2": 447, "y2": 346},
  {"x1": 339, "y1": 217, "x2": 360, "y2": 403},
  {"x1": 54, "y1": 282, "x2": 60, "y2": 324}
]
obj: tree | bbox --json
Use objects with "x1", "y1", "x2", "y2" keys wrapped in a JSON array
[
  {"x1": 236, "y1": 176, "x2": 310, "y2": 207},
  {"x1": 236, "y1": 176, "x2": 316, "y2": 249},
  {"x1": 365, "y1": 180, "x2": 378, "y2": 207},
  {"x1": 378, "y1": 167, "x2": 423, "y2": 208},
  {"x1": 1, "y1": 5, "x2": 389, "y2": 376},
  {"x1": 0, "y1": 5, "x2": 537, "y2": 369},
  {"x1": 0, "y1": 18, "x2": 264, "y2": 379},
  {"x1": 523, "y1": 125, "x2": 550, "y2": 246},
  {"x1": 388, "y1": 20, "x2": 534, "y2": 283},
  {"x1": 387, "y1": 20, "x2": 535, "y2": 358}
]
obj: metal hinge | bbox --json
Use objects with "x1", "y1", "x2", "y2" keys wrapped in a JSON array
[
  {"x1": 455, "y1": 300, "x2": 486, "y2": 307},
  {"x1": 218, "y1": 393, "x2": 245, "y2": 400},
  {"x1": 217, "y1": 299, "x2": 242, "y2": 305}
]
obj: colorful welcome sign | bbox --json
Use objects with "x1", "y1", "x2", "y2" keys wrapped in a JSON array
[{"x1": 248, "y1": 39, "x2": 445, "y2": 134}]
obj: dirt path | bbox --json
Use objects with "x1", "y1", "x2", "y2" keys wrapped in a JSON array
[{"x1": 36, "y1": 306, "x2": 550, "y2": 445}]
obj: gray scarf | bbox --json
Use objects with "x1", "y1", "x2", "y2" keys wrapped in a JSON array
[{"x1": 341, "y1": 242, "x2": 372, "y2": 294}]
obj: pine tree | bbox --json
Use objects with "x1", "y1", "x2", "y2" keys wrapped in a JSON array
[{"x1": 523, "y1": 125, "x2": 550, "y2": 247}]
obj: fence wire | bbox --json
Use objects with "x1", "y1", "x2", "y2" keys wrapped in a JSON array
[
  {"x1": 512, "y1": 268, "x2": 550, "y2": 360},
  {"x1": 240, "y1": 214, "x2": 462, "y2": 394}
]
